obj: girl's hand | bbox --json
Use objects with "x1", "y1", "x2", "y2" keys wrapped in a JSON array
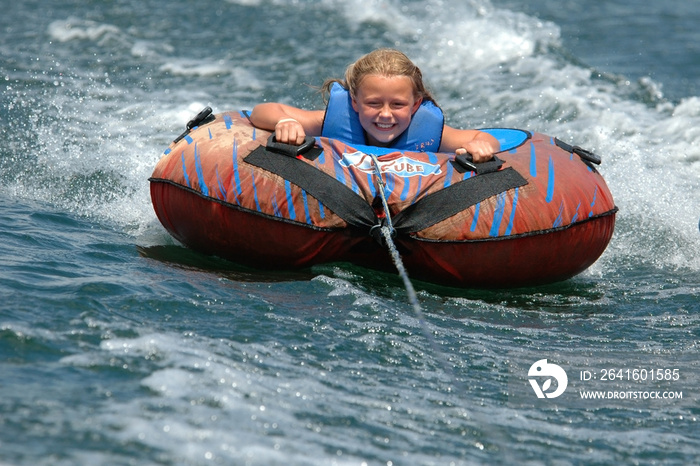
[
  {"x1": 275, "y1": 118, "x2": 307, "y2": 145},
  {"x1": 456, "y1": 140, "x2": 495, "y2": 163}
]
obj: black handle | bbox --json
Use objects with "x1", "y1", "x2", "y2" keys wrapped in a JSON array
[
  {"x1": 454, "y1": 153, "x2": 504, "y2": 175},
  {"x1": 172, "y1": 107, "x2": 214, "y2": 144},
  {"x1": 554, "y1": 138, "x2": 602, "y2": 165},
  {"x1": 572, "y1": 145, "x2": 602, "y2": 165},
  {"x1": 186, "y1": 106, "x2": 213, "y2": 130},
  {"x1": 454, "y1": 153, "x2": 477, "y2": 172},
  {"x1": 266, "y1": 135, "x2": 316, "y2": 157}
]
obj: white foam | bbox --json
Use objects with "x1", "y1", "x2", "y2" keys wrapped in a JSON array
[
  {"x1": 48, "y1": 18, "x2": 123, "y2": 44},
  {"x1": 223, "y1": 0, "x2": 263, "y2": 5},
  {"x1": 160, "y1": 59, "x2": 231, "y2": 78},
  {"x1": 130, "y1": 40, "x2": 175, "y2": 59}
]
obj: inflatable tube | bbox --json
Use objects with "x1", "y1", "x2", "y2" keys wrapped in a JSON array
[{"x1": 149, "y1": 109, "x2": 617, "y2": 288}]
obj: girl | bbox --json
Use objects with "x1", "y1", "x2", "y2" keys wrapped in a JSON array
[{"x1": 249, "y1": 48, "x2": 498, "y2": 162}]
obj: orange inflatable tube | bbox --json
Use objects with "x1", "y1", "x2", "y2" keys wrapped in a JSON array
[{"x1": 149, "y1": 109, "x2": 616, "y2": 288}]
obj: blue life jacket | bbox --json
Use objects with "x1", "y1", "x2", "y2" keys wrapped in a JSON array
[{"x1": 321, "y1": 82, "x2": 444, "y2": 152}]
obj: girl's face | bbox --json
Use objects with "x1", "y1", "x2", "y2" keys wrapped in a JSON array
[{"x1": 351, "y1": 74, "x2": 422, "y2": 147}]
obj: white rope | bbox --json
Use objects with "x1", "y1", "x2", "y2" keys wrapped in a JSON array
[
  {"x1": 367, "y1": 153, "x2": 421, "y2": 320},
  {"x1": 368, "y1": 153, "x2": 461, "y2": 392}
]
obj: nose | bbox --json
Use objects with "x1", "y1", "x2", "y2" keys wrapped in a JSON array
[{"x1": 378, "y1": 104, "x2": 392, "y2": 118}]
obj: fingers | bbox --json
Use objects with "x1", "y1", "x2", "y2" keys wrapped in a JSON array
[
  {"x1": 471, "y1": 152, "x2": 494, "y2": 163},
  {"x1": 275, "y1": 118, "x2": 306, "y2": 145},
  {"x1": 458, "y1": 141, "x2": 494, "y2": 163}
]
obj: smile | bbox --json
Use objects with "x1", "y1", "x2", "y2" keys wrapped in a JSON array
[{"x1": 374, "y1": 122, "x2": 396, "y2": 130}]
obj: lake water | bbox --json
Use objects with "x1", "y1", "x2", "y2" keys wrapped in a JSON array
[{"x1": 1, "y1": 0, "x2": 699, "y2": 464}]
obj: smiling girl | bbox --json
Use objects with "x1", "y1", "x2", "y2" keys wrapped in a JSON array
[{"x1": 249, "y1": 48, "x2": 498, "y2": 162}]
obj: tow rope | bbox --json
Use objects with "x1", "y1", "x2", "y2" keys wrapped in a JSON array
[
  {"x1": 367, "y1": 152, "x2": 422, "y2": 319},
  {"x1": 368, "y1": 153, "x2": 462, "y2": 392}
]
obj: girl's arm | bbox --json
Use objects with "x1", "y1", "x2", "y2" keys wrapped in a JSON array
[
  {"x1": 440, "y1": 125, "x2": 499, "y2": 162},
  {"x1": 249, "y1": 103, "x2": 324, "y2": 145}
]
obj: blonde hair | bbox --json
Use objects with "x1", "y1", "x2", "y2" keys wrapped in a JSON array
[{"x1": 322, "y1": 48, "x2": 438, "y2": 106}]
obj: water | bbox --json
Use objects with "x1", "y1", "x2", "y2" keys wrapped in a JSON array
[{"x1": 1, "y1": 0, "x2": 699, "y2": 464}]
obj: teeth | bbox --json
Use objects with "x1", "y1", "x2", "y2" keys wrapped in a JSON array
[{"x1": 376, "y1": 123, "x2": 393, "y2": 129}]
